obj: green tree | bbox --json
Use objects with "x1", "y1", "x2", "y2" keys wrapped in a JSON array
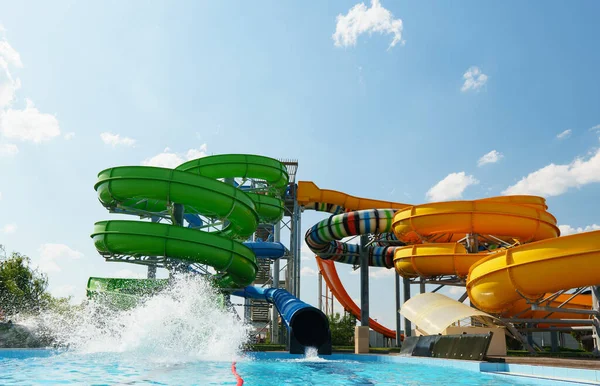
[
  {"x1": 328, "y1": 312, "x2": 356, "y2": 346},
  {"x1": 0, "y1": 248, "x2": 49, "y2": 317}
]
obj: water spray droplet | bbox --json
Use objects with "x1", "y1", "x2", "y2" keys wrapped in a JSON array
[{"x1": 22, "y1": 275, "x2": 250, "y2": 363}]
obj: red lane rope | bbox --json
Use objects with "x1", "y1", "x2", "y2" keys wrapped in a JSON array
[{"x1": 231, "y1": 361, "x2": 244, "y2": 386}]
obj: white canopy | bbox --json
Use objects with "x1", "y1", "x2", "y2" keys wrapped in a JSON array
[{"x1": 399, "y1": 292, "x2": 500, "y2": 335}]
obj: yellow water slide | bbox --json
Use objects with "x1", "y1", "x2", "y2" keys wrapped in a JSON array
[{"x1": 390, "y1": 196, "x2": 600, "y2": 315}]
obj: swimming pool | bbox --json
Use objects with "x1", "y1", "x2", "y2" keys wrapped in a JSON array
[{"x1": 0, "y1": 349, "x2": 583, "y2": 385}]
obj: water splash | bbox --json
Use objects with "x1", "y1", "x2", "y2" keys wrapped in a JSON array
[
  {"x1": 23, "y1": 274, "x2": 250, "y2": 363},
  {"x1": 304, "y1": 347, "x2": 319, "y2": 358},
  {"x1": 286, "y1": 346, "x2": 327, "y2": 362}
]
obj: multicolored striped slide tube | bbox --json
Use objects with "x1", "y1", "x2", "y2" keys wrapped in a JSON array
[{"x1": 304, "y1": 209, "x2": 401, "y2": 268}]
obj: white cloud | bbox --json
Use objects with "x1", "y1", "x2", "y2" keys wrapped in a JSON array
[
  {"x1": 502, "y1": 148, "x2": 600, "y2": 197},
  {"x1": 114, "y1": 269, "x2": 146, "y2": 279},
  {"x1": 0, "y1": 142, "x2": 18, "y2": 156},
  {"x1": 559, "y1": 224, "x2": 600, "y2": 236},
  {"x1": 369, "y1": 267, "x2": 395, "y2": 278},
  {"x1": 0, "y1": 99, "x2": 61, "y2": 142},
  {"x1": 461, "y1": 66, "x2": 488, "y2": 92},
  {"x1": 301, "y1": 266, "x2": 318, "y2": 277},
  {"x1": 301, "y1": 244, "x2": 315, "y2": 262},
  {"x1": 0, "y1": 59, "x2": 21, "y2": 108},
  {"x1": 0, "y1": 31, "x2": 22, "y2": 109},
  {"x1": 100, "y1": 132, "x2": 136, "y2": 147},
  {"x1": 332, "y1": 0, "x2": 403, "y2": 50},
  {"x1": 184, "y1": 146, "x2": 208, "y2": 160},
  {"x1": 37, "y1": 243, "x2": 83, "y2": 273},
  {"x1": 0, "y1": 40, "x2": 23, "y2": 68},
  {"x1": 477, "y1": 150, "x2": 503, "y2": 167},
  {"x1": 142, "y1": 144, "x2": 208, "y2": 168},
  {"x1": 1, "y1": 223, "x2": 16, "y2": 234},
  {"x1": 0, "y1": 191, "x2": 2, "y2": 200},
  {"x1": 556, "y1": 129, "x2": 572, "y2": 140},
  {"x1": 63, "y1": 132, "x2": 75, "y2": 140},
  {"x1": 426, "y1": 172, "x2": 479, "y2": 202},
  {"x1": 0, "y1": 32, "x2": 61, "y2": 151},
  {"x1": 589, "y1": 124, "x2": 600, "y2": 132}
]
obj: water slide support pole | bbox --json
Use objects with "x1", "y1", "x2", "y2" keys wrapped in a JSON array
[
  {"x1": 403, "y1": 277, "x2": 412, "y2": 337},
  {"x1": 550, "y1": 331, "x2": 559, "y2": 353},
  {"x1": 294, "y1": 202, "x2": 302, "y2": 298},
  {"x1": 172, "y1": 203, "x2": 184, "y2": 226},
  {"x1": 466, "y1": 233, "x2": 479, "y2": 313},
  {"x1": 591, "y1": 286, "x2": 600, "y2": 356},
  {"x1": 169, "y1": 203, "x2": 185, "y2": 279},
  {"x1": 289, "y1": 205, "x2": 298, "y2": 298},
  {"x1": 147, "y1": 216, "x2": 159, "y2": 279},
  {"x1": 325, "y1": 284, "x2": 329, "y2": 315},
  {"x1": 271, "y1": 221, "x2": 281, "y2": 344},
  {"x1": 318, "y1": 271, "x2": 323, "y2": 311},
  {"x1": 360, "y1": 234, "x2": 369, "y2": 326},
  {"x1": 355, "y1": 234, "x2": 370, "y2": 353},
  {"x1": 395, "y1": 272, "x2": 401, "y2": 346},
  {"x1": 420, "y1": 280, "x2": 426, "y2": 294},
  {"x1": 467, "y1": 233, "x2": 479, "y2": 253}
]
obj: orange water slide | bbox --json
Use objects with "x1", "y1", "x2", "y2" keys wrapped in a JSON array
[
  {"x1": 297, "y1": 181, "x2": 408, "y2": 212},
  {"x1": 317, "y1": 259, "x2": 396, "y2": 339}
]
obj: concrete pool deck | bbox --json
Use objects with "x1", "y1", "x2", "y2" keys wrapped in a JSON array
[
  {"x1": 388, "y1": 354, "x2": 600, "y2": 385},
  {"x1": 384, "y1": 355, "x2": 600, "y2": 385},
  {"x1": 487, "y1": 356, "x2": 600, "y2": 370}
]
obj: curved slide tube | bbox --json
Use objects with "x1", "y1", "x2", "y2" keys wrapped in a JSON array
[
  {"x1": 91, "y1": 154, "x2": 289, "y2": 289},
  {"x1": 243, "y1": 241, "x2": 286, "y2": 260},
  {"x1": 298, "y1": 182, "x2": 402, "y2": 339},
  {"x1": 298, "y1": 181, "x2": 408, "y2": 214},
  {"x1": 233, "y1": 286, "x2": 331, "y2": 354},
  {"x1": 306, "y1": 209, "x2": 399, "y2": 267},
  {"x1": 467, "y1": 230, "x2": 600, "y2": 313},
  {"x1": 391, "y1": 197, "x2": 558, "y2": 245}
]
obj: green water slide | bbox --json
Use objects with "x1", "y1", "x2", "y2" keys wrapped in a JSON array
[{"x1": 91, "y1": 154, "x2": 289, "y2": 289}]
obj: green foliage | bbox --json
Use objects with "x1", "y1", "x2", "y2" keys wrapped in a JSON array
[
  {"x1": 0, "y1": 250, "x2": 50, "y2": 317},
  {"x1": 328, "y1": 312, "x2": 356, "y2": 346}
]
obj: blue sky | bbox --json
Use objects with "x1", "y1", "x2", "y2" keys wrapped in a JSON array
[{"x1": 1, "y1": 0, "x2": 600, "y2": 329}]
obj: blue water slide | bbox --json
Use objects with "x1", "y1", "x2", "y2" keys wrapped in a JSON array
[
  {"x1": 233, "y1": 286, "x2": 331, "y2": 354},
  {"x1": 184, "y1": 214, "x2": 203, "y2": 228},
  {"x1": 243, "y1": 241, "x2": 286, "y2": 259}
]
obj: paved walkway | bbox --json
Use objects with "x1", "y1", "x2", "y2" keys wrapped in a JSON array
[{"x1": 487, "y1": 356, "x2": 600, "y2": 370}]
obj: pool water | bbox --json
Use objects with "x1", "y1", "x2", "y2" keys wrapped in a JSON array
[
  {"x1": 0, "y1": 350, "x2": 560, "y2": 385},
  {"x1": 0, "y1": 279, "x2": 573, "y2": 385}
]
